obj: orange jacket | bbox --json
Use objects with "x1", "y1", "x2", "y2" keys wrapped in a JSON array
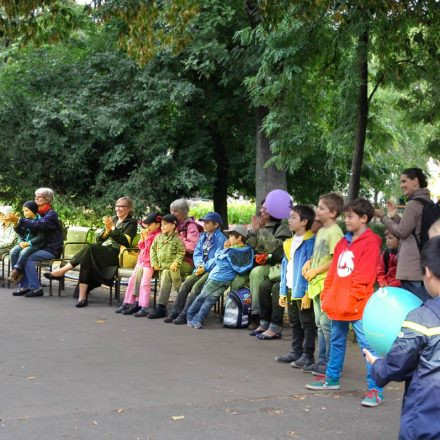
[{"x1": 321, "y1": 228, "x2": 381, "y2": 321}]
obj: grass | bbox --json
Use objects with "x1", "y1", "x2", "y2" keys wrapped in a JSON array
[{"x1": 189, "y1": 200, "x2": 256, "y2": 225}]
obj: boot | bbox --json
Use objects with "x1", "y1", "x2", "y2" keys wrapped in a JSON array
[
  {"x1": 7, "y1": 269, "x2": 23, "y2": 285},
  {"x1": 164, "y1": 312, "x2": 178, "y2": 323},
  {"x1": 173, "y1": 314, "x2": 187, "y2": 325},
  {"x1": 148, "y1": 304, "x2": 167, "y2": 319},
  {"x1": 122, "y1": 302, "x2": 141, "y2": 315}
]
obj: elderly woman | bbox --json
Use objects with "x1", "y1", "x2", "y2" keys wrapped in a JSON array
[
  {"x1": 0, "y1": 206, "x2": 17, "y2": 255},
  {"x1": 47, "y1": 197, "x2": 137, "y2": 308},
  {"x1": 375, "y1": 168, "x2": 431, "y2": 302},
  {"x1": 148, "y1": 198, "x2": 200, "y2": 319},
  {"x1": 9, "y1": 188, "x2": 64, "y2": 297}
]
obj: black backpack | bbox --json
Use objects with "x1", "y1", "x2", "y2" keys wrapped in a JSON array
[{"x1": 412, "y1": 198, "x2": 440, "y2": 251}]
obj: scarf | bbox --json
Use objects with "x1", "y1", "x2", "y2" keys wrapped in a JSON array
[{"x1": 38, "y1": 203, "x2": 52, "y2": 216}]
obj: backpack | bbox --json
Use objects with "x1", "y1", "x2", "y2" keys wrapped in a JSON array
[
  {"x1": 223, "y1": 287, "x2": 252, "y2": 329},
  {"x1": 412, "y1": 198, "x2": 440, "y2": 251}
]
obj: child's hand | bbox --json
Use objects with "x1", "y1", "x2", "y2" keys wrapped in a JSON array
[
  {"x1": 153, "y1": 266, "x2": 161, "y2": 271},
  {"x1": 304, "y1": 268, "x2": 318, "y2": 281},
  {"x1": 279, "y1": 296, "x2": 287, "y2": 308},
  {"x1": 195, "y1": 266, "x2": 205, "y2": 276},
  {"x1": 301, "y1": 294, "x2": 311, "y2": 310},
  {"x1": 19, "y1": 242, "x2": 29, "y2": 249},
  {"x1": 362, "y1": 349, "x2": 378, "y2": 365},
  {"x1": 302, "y1": 260, "x2": 311, "y2": 277},
  {"x1": 140, "y1": 229, "x2": 148, "y2": 240},
  {"x1": 224, "y1": 239, "x2": 231, "y2": 248},
  {"x1": 169, "y1": 261, "x2": 179, "y2": 272}
]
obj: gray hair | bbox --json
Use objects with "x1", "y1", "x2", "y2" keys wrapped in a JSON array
[
  {"x1": 170, "y1": 198, "x2": 190, "y2": 216},
  {"x1": 35, "y1": 187, "x2": 54, "y2": 203}
]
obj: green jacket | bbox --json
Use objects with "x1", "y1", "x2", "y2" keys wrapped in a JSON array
[
  {"x1": 97, "y1": 216, "x2": 138, "y2": 253},
  {"x1": 150, "y1": 232, "x2": 185, "y2": 269},
  {"x1": 247, "y1": 220, "x2": 291, "y2": 255}
]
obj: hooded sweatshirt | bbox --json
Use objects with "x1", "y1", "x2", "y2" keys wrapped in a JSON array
[
  {"x1": 321, "y1": 228, "x2": 381, "y2": 321},
  {"x1": 381, "y1": 187, "x2": 431, "y2": 281},
  {"x1": 205, "y1": 245, "x2": 254, "y2": 282}
]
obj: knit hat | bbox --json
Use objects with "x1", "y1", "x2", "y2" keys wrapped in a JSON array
[
  {"x1": 23, "y1": 201, "x2": 39, "y2": 214},
  {"x1": 142, "y1": 212, "x2": 162, "y2": 226},
  {"x1": 169, "y1": 198, "x2": 190, "y2": 216},
  {"x1": 162, "y1": 214, "x2": 179, "y2": 226}
]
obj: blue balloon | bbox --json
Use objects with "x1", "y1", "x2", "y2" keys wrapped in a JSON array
[{"x1": 363, "y1": 287, "x2": 423, "y2": 356}]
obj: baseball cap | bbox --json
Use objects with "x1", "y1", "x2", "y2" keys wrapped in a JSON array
[
  {"x1": 225, "y1": 225, "x2": 248, "y2": 238},
  {"x1": 199, "y1": 212, "x2": 222, "y2": 224},
  {"x1": 141, "y1": 212, "x2": 162, "y2": 226}
]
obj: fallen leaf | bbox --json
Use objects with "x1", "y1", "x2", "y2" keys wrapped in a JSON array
[
  {"x1": 26, "y1": 376, "x2": 36, "y2": 381},
  {"x1": 92, "y1": 421, "x2": 98, "y2": 426},
  {"x1": 96, "y1": 320, "x2": 107, "y2": 324},
  {"x1": 18, "y1": 417, "x2": 29, "y2": 421},
  {"x1": 116, "y1": 408, "x2": 125, "y2": 414},
  {"x1": 287, "y1": 431, "x2": 299, "y2": 438},
  {"x1": 269, "y1": 409, "x2": 284, "y2": 416},
  {"x1": 224, "y1": 408, "x2": 240, "y2": 415},
  {"x1": 171, "y1": 416, "x2": 184, "y2": 421}
]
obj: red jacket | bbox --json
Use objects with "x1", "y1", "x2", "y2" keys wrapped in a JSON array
[
  {"x1": 376, "y1": 250, "x2": 401, "y2": 287},
  {"x1": 321, "y1": 228, "x2": 381, "y2": 321},
  {"x1": 137, "y1": 228, "x2": 161, "y2": 268}
]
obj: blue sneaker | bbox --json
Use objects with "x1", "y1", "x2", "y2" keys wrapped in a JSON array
[
  {"x1": 187, "y1": 320, "x2": 195, "y2": 328},
  {"x1": 361, "y1": 389, "x2": 383, "y2": 407},
  {"x1": 306, "y1": 374, "x2": 340, "y2": 390},
  {"x1": 193, "y1": 321, "x2": 203, "y2": 329}
]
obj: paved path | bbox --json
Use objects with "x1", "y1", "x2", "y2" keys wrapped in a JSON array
[{"x1": 0, "y1": 286, "x2": 402, "y2": 440}]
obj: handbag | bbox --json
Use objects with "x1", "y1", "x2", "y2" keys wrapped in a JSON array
[{"x1": 119, "y1": 246, "x2": 139, "y2": 269}]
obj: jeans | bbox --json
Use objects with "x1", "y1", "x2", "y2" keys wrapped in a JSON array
[
  {"x1": 171, "y1": 272, "x2": 209, "y2": 316},
  {"x1": 20, "y1": 250, "x2": 56, "y2": 290},
  {"x1": 10, "y1": 244, "x2": 39, "y2": 270},
  {"x1": 186, "y1": 279, "x2": 229, "y2": 324},
  {"x1": 326, "y1": 319, "x2": 383, "y2": 392},
  {"x1": 313, "y1": 295, "x2": 331, "y2": 363},
  {"x1": 400, "y1": 280, "x2": 430, "y2": 303},
  {"x1": 288, "y1": 297, "x2": 316, "y2": 358}
]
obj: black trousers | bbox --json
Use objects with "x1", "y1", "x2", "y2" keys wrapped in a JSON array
[
  {"x1": 288, "y1": 297, "x2": 317, "y2": 358},
  {"x1": 259, "y1": 279, "x2": 283, "y2": 327}
]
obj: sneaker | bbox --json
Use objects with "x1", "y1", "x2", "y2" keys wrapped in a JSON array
[
  {"x1": 275, "y1": 351, "x2": 302, "y2": 363},
  {"x1": 134, "y1": 308, "x2": 149, "y2": 318},
  {"x1": 301, "y1": 362, "x2": 327, "y2": 375},
  {"x1": 164, "y1": 312, "x2": 178, "y2": 323},
  {"x1": 193, "y1": 321, "x2": 203, "y2": 329},
  {"x1": 173, "y1": 315, "x2": 187, "y2": 325},
  {"x1": 361, "y1": 389, "x2": 383, "y2": 407},
  {"x1": 148, "y1": 304, "x2": 167, "y2": 319},
  {"x1": 306, "y1": 374, "x2": 340, "y2": 390},
  {"x1": 291, "y1": 354, "x2": 314, "y2": 369},
  {"x1": 115, "y1": 303, "x2": 130, "y2": 314},
  {"x1": 187, "y1": 320, "x2": 195, "y2": 328},
  {"x1": 122, "y1": 303, "x2": 141, "y2": 315}
]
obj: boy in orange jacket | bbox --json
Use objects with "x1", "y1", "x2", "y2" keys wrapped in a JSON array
[{"x1": 306, "y1": 198, "x2": 383, "y2": 407}]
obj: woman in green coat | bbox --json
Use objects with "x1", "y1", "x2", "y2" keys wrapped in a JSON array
[{"x1": 46, "y1": 197, "x2": 138, "y2": 308}]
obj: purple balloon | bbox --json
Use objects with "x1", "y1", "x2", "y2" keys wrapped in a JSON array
[{"x1": 265, "y1": 190, "x2": 292, "y2": 219}]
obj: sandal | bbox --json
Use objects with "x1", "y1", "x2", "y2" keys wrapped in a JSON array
[{"x1": 256, "y1": 332, "x2": 282, "y2": 340}]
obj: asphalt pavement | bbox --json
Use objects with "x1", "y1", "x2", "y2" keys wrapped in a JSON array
[{"x1": 0, "y1": 284, "x2": 402, "y2": 440}]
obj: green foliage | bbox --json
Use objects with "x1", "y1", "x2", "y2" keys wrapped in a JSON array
[{"x1": 189, "y1": 200, "x2": 255, "y2": 225}]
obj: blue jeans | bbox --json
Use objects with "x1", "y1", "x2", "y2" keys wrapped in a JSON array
[
  {"x1": 10, "y1": 244, "x2": 39, "y2": 271},
  {"x1": 326, "y1": 319, "x2": 383, "y2": 392},
  {"x1": 20, "y1": 250, "x2": 56, "y2": 290},
  {"x1": 186, "y1": 280, "x2": 229, "y2": 324},
  {"x1": 313, "y1": 295, "x2": 331, "y2": 363},
  {"x1": 400, "y1": 280, "x2": 430, "y2": 303}
]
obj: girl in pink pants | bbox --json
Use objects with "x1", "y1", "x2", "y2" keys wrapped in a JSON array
[{"x1": 115, "y1": 212, "x2": 162, "y2": 317}]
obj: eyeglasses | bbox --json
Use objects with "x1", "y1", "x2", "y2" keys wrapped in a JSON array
[{"x1": 115, "y1": 205, "x2": 128, "y2": 208}]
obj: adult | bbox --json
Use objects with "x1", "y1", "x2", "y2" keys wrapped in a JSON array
[
  {"x1": 47, "y1": 197, "x2": 137, "y2": 307},
  {"x1": 375, "y1": 167, "x2": 431, "y2": 302},
  {"x1": 9, "y1": 188, "x2": 63, "y2": 297},
  {"x1": 0, "y1": 206, "x2": 17, "y2": 255},
  {"x1": 148, "y1": 198, "x2": 200, "y2": 318},
  {"x1": 231, "y1": 201, "x2": 291, "y2": 329}
]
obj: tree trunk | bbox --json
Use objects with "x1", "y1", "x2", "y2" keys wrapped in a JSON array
[
  {"x1": 255, "y1": 106, "x2": 287, "y2": 209},
  {"x1": 212, "y1": 132, "x2": 229, "y2": 229},
  {"x1": 347, "y1": 27, "x2": 369, "y2": 201}
]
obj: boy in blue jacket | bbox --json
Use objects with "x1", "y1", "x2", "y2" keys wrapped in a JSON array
[
  {"x1": 165, "y1": 212, "x2": 227, "y2": 324},
  {"x1": 364, "y1": 236, "x2": 440, "y2": 439},
  {"x1": 186, "y1": 225, "x2": 254, "y2": 329},
  {"x1": 274, "y1": 205, "x2": 316, "y2": 365}
]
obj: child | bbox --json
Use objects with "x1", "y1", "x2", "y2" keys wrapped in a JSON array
[
  {"x1": 115, "y1": 212, "x2": 162, "y2": 317},
  {"x1": 377, "y1": 229, "x2": 400, "y2": 287},
  {"x1": 306, "y1": 198, "x2": 383, "y2": 408},
  {"x1": 165, "y1": 212, "x2": 227, "y2": 324},
  {"x1": 8, "y1": 201, "x2": 45, "y2": 285},
  {"x1": 148, "y1": 214, "x2": 186, "y2": 319},
  {"x1": 428, "y1": 219, "x2": 440, "y2": 239},
  {"x1": 301, "y1": 192, "x2": 344, "y2": 374},
  {"x1": 186, "y1": 225, "x2": 254, "y2": 329},
  {"x1": 364, "y1": 236, "x2": 440, "y2": 439},
  {"x1": 257, "y1": 205, "x2": 315, "y2": 349}
]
